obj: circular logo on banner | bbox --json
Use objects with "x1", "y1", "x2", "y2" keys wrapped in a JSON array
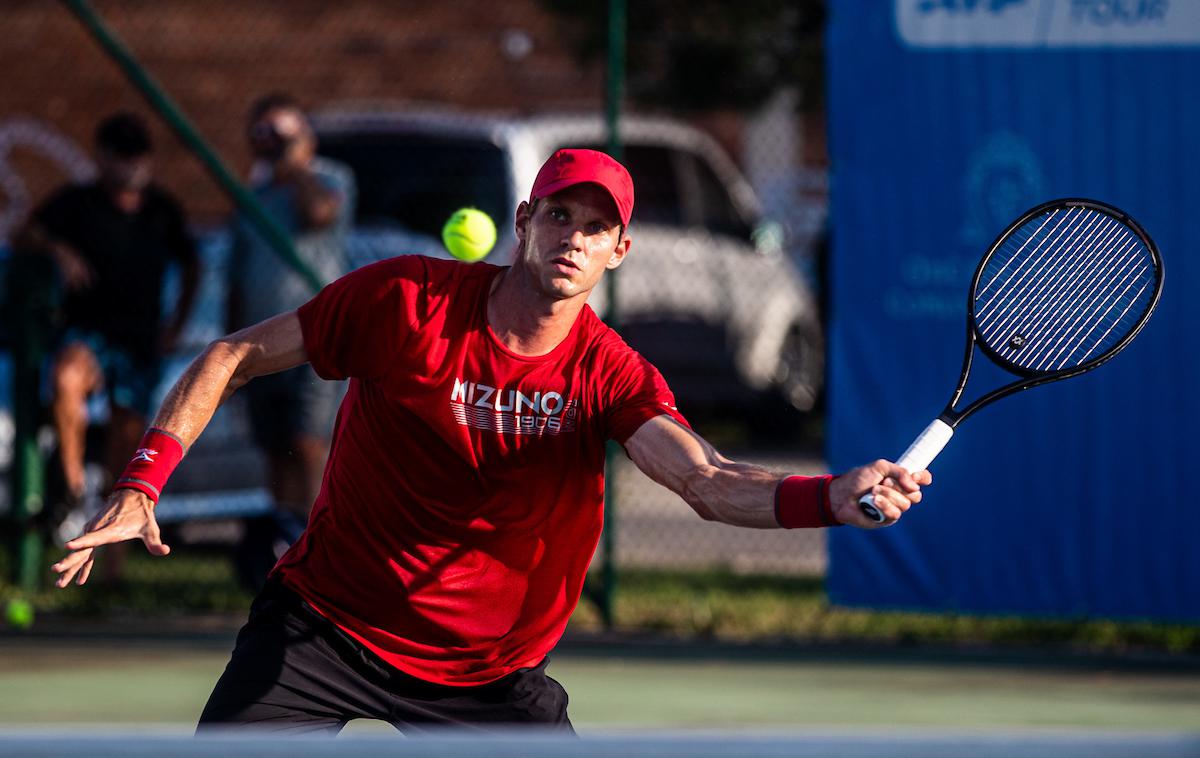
[{"x1": 959, "y1": 131, "x2": 1046, "y2": 247}]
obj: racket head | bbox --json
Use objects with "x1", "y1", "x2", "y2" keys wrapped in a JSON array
[{"x1": 967, "y1": 198, "x2": 1163, "y2": 380}]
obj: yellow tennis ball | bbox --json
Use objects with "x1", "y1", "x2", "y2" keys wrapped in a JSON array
[
  {"x1": 5, "y1": 598, "x2": 33, "y2": 630},
  {"x1": 442, "y1": 207, "x2": 497, "y2": 262}
]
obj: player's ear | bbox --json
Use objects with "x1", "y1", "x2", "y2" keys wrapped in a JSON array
[
  {"x1": 514, "y1": 201, "x2": 532, "y2": 243},
  {"x1": 606, "y1": 230, "x2": 631, "y2": 270}
]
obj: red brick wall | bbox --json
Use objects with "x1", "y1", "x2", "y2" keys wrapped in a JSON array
[{"x1": 0, "y1": 0, "x2": 607, "y2": 224}]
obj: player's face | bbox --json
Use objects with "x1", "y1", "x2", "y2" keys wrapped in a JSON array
[{"x1": 515, "y1": 184, "x2": 630, "y2": 302}]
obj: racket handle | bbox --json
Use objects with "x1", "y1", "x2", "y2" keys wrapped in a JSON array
[{"x1": 858, "y1": 419, "x2": 953, "y2": 524}]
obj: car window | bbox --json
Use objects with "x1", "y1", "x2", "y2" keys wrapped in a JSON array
[
  {"x1": 574, "y1": 143, "x2": 750, "y2": 239},
  {"x1": 686, "y1": 152, "x2": 753, "y2": 240},
  {"x1": 573, "y1": 144, "x2": 682, "y2": 226},
  {"x1": 318, "y1": 135, "x2": 509, "y2": 238},
  {"x1": 618, "y1": 146, "x2": 684, "y2": 227}
]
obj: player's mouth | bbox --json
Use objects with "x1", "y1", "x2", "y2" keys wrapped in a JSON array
[{"x1": 551, "y1": 256, "x2": 581, "y2": 273}]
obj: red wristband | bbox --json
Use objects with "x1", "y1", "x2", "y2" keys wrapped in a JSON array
[
  {"x1": 115, "y1": 428, "x2": 186, "y2": 503},
  {"x1": 774, "y1": 475, "x2": 841, "y2": 529}
]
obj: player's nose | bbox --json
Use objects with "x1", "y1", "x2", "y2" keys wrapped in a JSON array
[{"x1": 561, "y1": 227, "x2": 587, "y2": 251}]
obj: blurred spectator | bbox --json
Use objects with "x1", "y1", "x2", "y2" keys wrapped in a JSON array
[
  {"x1": 227, "y1": 93, "x2": 355, "y2": 590},
  {"x1": 13, "y1": 111, "x2": 199, "y2": 565}
]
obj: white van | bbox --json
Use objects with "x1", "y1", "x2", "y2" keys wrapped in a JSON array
[{"x1": 313, "y1": 109, "x2": 824, "y2": 419}]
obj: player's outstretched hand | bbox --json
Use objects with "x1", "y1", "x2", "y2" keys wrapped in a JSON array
[
  {"x1": 830, "y1": 460, "x2": 932, "y2": 529},
  {"x1": 51, "y1": 489, "x2": 170, "y2": 588}
]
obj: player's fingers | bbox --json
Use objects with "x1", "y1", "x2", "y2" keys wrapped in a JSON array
[
  {"x1": 878, "y1": 475, "x2": 920, "y2": 500},
  {"x1": 75, "y1": 556, "x2": 95, "y2": 586},
  {"x1": 914, "y1": 469, "x2": 933, "y2": 486},
  {"x1": 52, "y1": 548, "x2": 91, "y2": 588},
  {"x1": 65, "y1": 524, "x2": 131, "y2": 551},
  {"x1": 141, "y1": 522, "x2": 171, "y2": 557},
  {"x1": 50, "y1": 548, "x2": 89, "y2": 576},
  {"x1": 866, "y1": 460, "x2": 908, "y2": 488},
  {"x1": 865, "y1": 500, "x2": 901, "y2": 526},
  {"x1": 54, "y1": 566, "x2": 77, "y2": 589},
  {"x1": 871, "y1": 484, "x2": 913, "y2": 521},
  {"x1": 879, "y1": 464, "x2": 923, "y2": 493}
]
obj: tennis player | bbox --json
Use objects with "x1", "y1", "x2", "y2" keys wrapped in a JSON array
[{"x1": 52, "y1": 149, "x2": 930, "y2": 733}]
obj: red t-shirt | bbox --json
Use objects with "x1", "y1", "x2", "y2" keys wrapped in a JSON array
[{"x1": 277, "y1": 255, "x2": 688, "y2": 685}]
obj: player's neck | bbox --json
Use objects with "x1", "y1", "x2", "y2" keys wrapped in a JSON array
[{"x1": 487, "y1": 268, "x2": 587, "y2": 357}]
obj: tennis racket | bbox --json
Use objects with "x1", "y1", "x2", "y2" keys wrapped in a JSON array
[{"x1": 859, "y1": 198, "x2": 1164, "y2": 523}]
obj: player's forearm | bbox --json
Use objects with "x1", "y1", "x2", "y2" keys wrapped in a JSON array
[
  {"x1": 676, "y1": 461, "x2": 784, "y2": 529},
  {"x1": 625, "y1": 417, "x2": 783, "y2": 528},
  {"x1": 148, "y1": 338, "x2": 252, "y2": 447},
  {"x1": 627, "y1": 416, "x2": 836, "y2": 530},
  {"x1": 109, "y1": 314, "x2": 306, "y2": 507},
  {"x1": 149, "y1": 312, "x2": 308, "y2": 446}
]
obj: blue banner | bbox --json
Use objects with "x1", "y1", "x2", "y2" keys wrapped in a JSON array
[{"x1": 826, "y1": 0, "x2": 1200, "y2": 620}]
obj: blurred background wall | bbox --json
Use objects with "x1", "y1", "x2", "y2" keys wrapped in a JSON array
[{"x1": 0, "y1": 1, "x2": 827, "y2": 226}]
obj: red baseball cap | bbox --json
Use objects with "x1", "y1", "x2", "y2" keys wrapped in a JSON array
[{"x1": 529, "y1": 148, "x2": 634, "y2": 226}]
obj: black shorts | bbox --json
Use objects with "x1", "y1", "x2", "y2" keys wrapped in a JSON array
[
  {"x1": 243, "y1": 365, "x2": 342, "y2": 452},
  {"x1": 198, "y1": 581, "x2": 573, "y2": 734}
]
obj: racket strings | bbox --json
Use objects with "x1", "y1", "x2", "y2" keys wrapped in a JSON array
[
  {"x1": 1073, "y1": 280, "x2": 1152, "y2": 366},
  {"x1": 989, "y1": 220, "x2": 1134, "y2": 358},
  {"x1": 973, "y1": 207, "x2": 1157, "y2": 373},
  {"x1": 974, "y1": 209, "x2": 1065, "y2": 302},
  {"x1": 976, "y1": 207, "x2": 1120, "y2": 329},
  {"x1": 987, "y1": 233, "x2": 1146, "y2": 370},
  {"x1": 1054, "y1": 280, "x2": 1151, "y2": 370},
  {"x1": 975, "y1": 208, "x2": 1084, "y2": 322},
  {"x1": 979, "y1": 208, "x2": 1118, "y2": 343},
  {"x1": 1023, "y1": 243, "x2": 1148, "y2": 370},
  {"x1": 987, "y1": 238, "x2": 1152, "y2": 371},
  {"x1": 977, "y1": 209, "x2": 1118, "y2": 335}
]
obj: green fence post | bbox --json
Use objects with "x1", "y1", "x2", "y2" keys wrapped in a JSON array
[
  {"x1": 598, "y1": 0, "x2": 627, "y2": 631},
  {"x1": 7, "y1": 254, "x2": 57, "y2": 593}
]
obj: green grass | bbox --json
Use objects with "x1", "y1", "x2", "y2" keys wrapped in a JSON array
[
  {"x1": 570, "y1": 569, "x2": 1200, "y2": 654},
  {"x1": 6, "y1": 549, "x2": 254, "y2": 618},
  {"x1": 4, "y1": 549, "x2": 1198, "y2": 655}
]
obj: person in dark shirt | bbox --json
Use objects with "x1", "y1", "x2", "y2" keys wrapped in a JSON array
[{"x1": 14, "y1": 112, "x2": 199, "y2": 511}]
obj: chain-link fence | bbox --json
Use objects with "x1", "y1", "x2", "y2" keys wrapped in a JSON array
[{"x1": 1, "y1": 0, "x2": 831, "y2": 616}]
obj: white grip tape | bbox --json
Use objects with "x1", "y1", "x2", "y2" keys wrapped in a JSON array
[
  {"x1": 894, "y1": 419, "x2": 954, "y2": 473},
  {"x1": 858, "y1": 419, "x2": 953, "y2": 523}
]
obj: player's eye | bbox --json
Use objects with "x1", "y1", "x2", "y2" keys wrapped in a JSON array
[
  {"x1": 548, "y1": 207, "x2": 568, "y2": 222},
  {"x1": 585, "y1": 221, "x2": 609, "y2": 236}
]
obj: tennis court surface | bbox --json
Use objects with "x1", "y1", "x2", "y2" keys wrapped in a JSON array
[{"x1": 2, "y1": 629, "x2": 1197, "y2": 756}]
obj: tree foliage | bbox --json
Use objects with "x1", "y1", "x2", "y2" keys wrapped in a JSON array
[{"x1": 541, "y1": 0, "x2": 826, "y2": 112}]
